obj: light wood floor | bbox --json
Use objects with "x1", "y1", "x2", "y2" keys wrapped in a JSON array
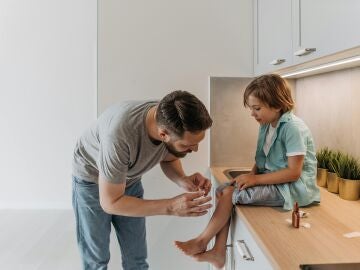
[{"x1": 0, "y1": 210, "x2": 122, "y2": 270}]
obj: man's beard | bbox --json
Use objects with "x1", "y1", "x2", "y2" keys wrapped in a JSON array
[{"x1": 164, "y1": 142, "x2": 191, "y2": 158}]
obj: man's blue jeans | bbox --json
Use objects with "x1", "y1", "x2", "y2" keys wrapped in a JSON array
[{"x1": 72, "y1": 176, "x2": 149, "y2": 270}]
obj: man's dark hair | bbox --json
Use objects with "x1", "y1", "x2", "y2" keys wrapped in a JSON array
[{"x1": 156, "y1": 90, "x2": 212, "y2": 137}]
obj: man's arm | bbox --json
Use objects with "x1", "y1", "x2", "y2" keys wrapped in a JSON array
[
  {"x1": 160, "y1": 156, "x2": 186, "y2": 184},
  {"x1": 98, "y1": 175, "x2": 212, "y2": 217},
  {"x1": 160, "y1": 154, "x2": 212, "y2": 195}
]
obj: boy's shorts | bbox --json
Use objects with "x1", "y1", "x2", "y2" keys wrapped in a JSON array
[{"x1": 216, "y1": 183, "x2": 285, "y2": 207}]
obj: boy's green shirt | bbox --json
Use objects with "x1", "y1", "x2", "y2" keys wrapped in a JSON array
[{"x1": 255, "y1": 112, "x2": 320, "y2": 210}]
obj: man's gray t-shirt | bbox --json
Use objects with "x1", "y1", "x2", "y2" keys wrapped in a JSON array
[{"x1": 72, "y1": 100, "x2": 169, "y2": 186}]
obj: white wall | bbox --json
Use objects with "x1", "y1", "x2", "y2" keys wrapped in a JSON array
[
  {"x1": 0, "y1": 0, "x2": 97, "y2": 208},
  {"x1": 98, "y1": 1, "x2": 253, "y2": 269}
]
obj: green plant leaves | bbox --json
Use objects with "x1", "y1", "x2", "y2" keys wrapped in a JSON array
[
  {"x1": 316, "y1": 147, "x2": 331, "y2": 169},
  {"x1": 316, "y1": 148, "x2": 360, "y2": 180}
]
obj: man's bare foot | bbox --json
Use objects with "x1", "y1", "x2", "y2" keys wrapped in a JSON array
[
  {"x1": 193, "y1": 248, "x2": 226, "y2": 269},
  {"x1": 174, "y1": 238, "x2": 207, "y2": 256}
]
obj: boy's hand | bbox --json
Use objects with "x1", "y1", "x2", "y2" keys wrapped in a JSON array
[
  {"x1": 177, "y1": 173, "x2": 212, "y2": 196},
  {"x1": 235, "y1": 174, "x2": 258, "y2": 190}
]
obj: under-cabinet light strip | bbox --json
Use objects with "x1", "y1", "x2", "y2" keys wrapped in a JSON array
[{"x1": 281, "y1": 55, "x2": 360, "y2": 78}]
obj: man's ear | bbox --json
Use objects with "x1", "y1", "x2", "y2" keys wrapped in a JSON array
[{"x1": 159, "y1": 128, "x2": 170, "y2": 142}]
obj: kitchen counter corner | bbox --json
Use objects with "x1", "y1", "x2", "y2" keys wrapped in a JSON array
[{"x1": 210, "y1": 166, "x2": 360, "y2": 270}]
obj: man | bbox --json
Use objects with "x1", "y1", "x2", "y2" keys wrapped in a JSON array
[{"x1": 72, "y1": 90, "x2": 213, "y2": 269}]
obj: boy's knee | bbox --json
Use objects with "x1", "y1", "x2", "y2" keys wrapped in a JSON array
[
  {"x1": 215, "y1": 183, "x2": 235, "y2": 200},
  {"x1": 219, "y1": 185, "x2": 235, "y2": 197}
]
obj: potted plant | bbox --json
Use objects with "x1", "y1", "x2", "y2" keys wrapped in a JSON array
[
  {"x1": 334, "y1": 154, "x2": 360, "y2": 201},
  {"x1": 316, "y1": 148, "x2": 331, "y2": 187},
  {"x1": 327, "y1": 150, "x2": 341, "y2": 193}
]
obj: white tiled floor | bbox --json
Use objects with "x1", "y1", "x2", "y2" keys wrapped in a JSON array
[{"x1": 0, "y1": 210, "x2": 122, "y2": 270}]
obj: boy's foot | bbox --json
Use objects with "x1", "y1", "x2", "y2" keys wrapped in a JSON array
[
  {"x1": 193, "y1": 248, "x2": 226, "y2": 269},
  {"x1": 174, "y1": 238, "x2": 207, "y2": 256}
]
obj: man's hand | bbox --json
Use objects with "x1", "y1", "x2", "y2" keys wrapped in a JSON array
[
  {"x1": 177, "y1": 173, "x2": 212, "y2": 196},
  {"x1": 168, "y1": 191, "x2": 212, "y2": 217},
  {"x1": 234, "y1": 173, "x2": 258, "y2": 190}
]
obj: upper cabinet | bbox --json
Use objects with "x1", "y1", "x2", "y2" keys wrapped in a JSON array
[
  {"x1": 254, "y1": 0, "x2": 293, "y2": 75},
  {"x1": 292, "y1": 0, "x2": 360, "y2": 64},
  {"x1": 254, "y1": 0, "x2": 360, "y2": 76}
]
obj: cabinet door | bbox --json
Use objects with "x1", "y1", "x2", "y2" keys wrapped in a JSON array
[
  {"x1": 292, "y1": 0, "x2": 360, "y2": 64},
  {"x1": 254, "y1": 0, "x2": 293, "y2": 76},
  {"x1": 230, "y1": 212, "x2": 274, "y2": 270}
]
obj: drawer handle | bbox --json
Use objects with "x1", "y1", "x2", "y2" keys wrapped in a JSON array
[
  {"x1": 236, "y1": 240, "x2": 254, "y2": 261},
  {"x1": 270, "y1": 59, "x2": 285, "y2": 65},
  {"x1": 294, "y1": 48, "x2": 316, "y2": 56}
]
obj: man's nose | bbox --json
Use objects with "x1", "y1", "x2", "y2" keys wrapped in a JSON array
[
  {"x1": 189, "y1": 145, "x2": 198, "y2": 152},
  {"x1": 251, "y1": 110, "x2": 256, "y2": 117}
]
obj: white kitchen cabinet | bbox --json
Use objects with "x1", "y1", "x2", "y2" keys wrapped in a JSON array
[
  {"x1": 228, "y1": 210, "x2": 274, "y2": 270},
  {"x1": 254, "y1": 0, "x2": 360, "y2": 76},
  {"x1": 292, "y1": 0, "x2": 360, "y2": 64},
  {"x1": 254, "y1": 0, "x2": 293, "y2": 75}
]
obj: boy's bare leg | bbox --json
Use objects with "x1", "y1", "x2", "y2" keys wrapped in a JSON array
[
  {"x1": 174, "y1": 185, "x2": 234, "y2": 256},
  {"x1": 193, "y1": 217, "x2": 230, "y2": 269}
]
